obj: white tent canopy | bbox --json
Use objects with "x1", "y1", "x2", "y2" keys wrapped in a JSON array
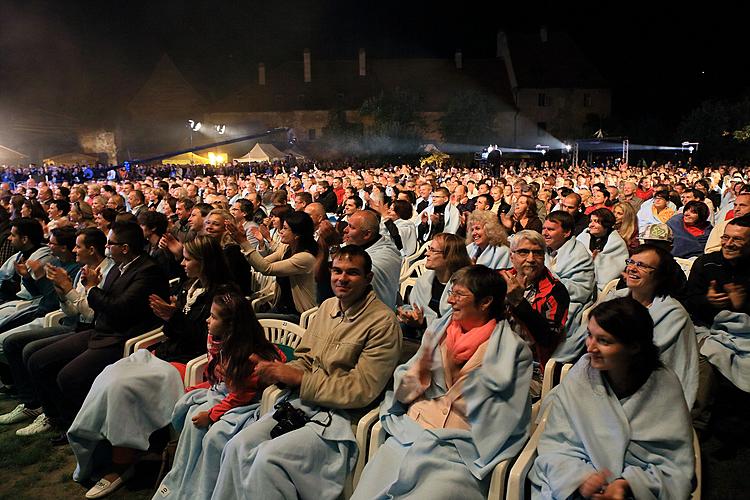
[{"x1": 234, "y1": 143, "x2": 286, "y2": 163}]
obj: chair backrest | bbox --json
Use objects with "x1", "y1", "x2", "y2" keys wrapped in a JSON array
[
  {"x1": 675, "y1": 257, "x2": 696, "y2": 279},
  {"x1": 599, "y1": 277, "x2": 620, "y2": 298},
  {"x1": 259, "y1": 319, "x2": 305, "y2": 360},
  {"x1": 299, "y1": 306, "x2": 318, "y2": 330},
  {"x1": 400, "y1": 277, "x2": 417, "y2": 304},
  {"x1": 400, "y1": 258, "x2": 426, "y2": 283}
]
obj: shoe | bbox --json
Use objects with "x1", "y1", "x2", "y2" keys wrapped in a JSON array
[
  {"x1": 49, "y1": 431, "x2": 69, "y2": 446},
  {"x1": 0, "y1": 404, "x2": 41, "y2": 424},
  {"x1": 16, "y1": 414, "x2": 52, "y2": 436},
  {"x1": 85, "y1": 467, "x2": 134, "y2": 499}
]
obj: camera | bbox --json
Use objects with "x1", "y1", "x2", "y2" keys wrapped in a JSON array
[{"x1": 270, "y1": 401, "x2": 308, "y2": 438}]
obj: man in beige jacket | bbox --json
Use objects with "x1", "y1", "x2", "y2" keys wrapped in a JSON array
[{"x1": 212, "y1": 244, "x2": 402, "y2": 500}]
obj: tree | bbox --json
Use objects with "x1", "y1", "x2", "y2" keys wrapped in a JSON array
[
  {"x1": 359, "y1": 88, "x2": 424, "y2": 154},
  {"x1": 439, "y1": 90, "x2": 499, "y2": 144}
]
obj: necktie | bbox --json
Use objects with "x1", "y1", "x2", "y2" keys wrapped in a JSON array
[{"x1": 473, "y1": 246, "x2": 483, "y2": 262}]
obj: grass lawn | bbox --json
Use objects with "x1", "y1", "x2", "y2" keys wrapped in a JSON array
[{"x1": 0, "y1": 399, "x2": 158, "y2": 500}]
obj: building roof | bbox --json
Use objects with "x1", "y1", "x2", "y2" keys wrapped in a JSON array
[
  {"x1": 212, "y1": 56, "x2": 516, "y2": 113},
  {"x1": 508, "y1": 31, "x2": 609, "y2": 89}
]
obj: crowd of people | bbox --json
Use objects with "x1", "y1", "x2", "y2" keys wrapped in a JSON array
[{"x1": 0, "y1": 157, "x2": 747, "y2": 499}]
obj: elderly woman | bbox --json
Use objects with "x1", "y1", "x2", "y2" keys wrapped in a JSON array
[
  {"x1": 398, "y1": 233, "x2": 472, "y2": 334},
  {"x1": 667, "y1": 200, "x2": 713, "y2": 258},
  {"x1": 530, "y1": 297, "x2": 695, "y2": 499},
  {"x1": 354, "y1": 265, "x2": 532, "y2": 500},
  {"x1": 612, "y1": 201, "x2": 639, "y2": 254},
  {"x1": 465, "y1": 209, "x2": 511, "y2": 269},
  {"x1": 501, "y1": 194, "x2": 542, "y2": 235},
  {"x1": 598, "y1": 244, "x2": 699, "y2": 407},
  {"x1": 576, "y1": 208, "x2": 629, "y2": 291}
]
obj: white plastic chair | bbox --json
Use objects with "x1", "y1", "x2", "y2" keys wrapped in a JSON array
[
  {"x1": 250, "y1": 273, "x2": 276, "y2": 312},
  {"x1": 400, "y1": 241, "x2": 430, "y2": 281},
  {"x1": 599, "y1": 277, "x2": 620, "y2": 298},
  {"x1": 258, "y1": 319, "x2": 306, "y2": 415},
  {"x1": 43, "y1": 309, "x2": 66, "y2": 328},
  {"x1": 299, "y1": 307, "x2": 318, "y2": 330},
  {"x1": 133, "y1": 330, "x2": 167, "y2": 352},
  {"x1": 123, "y1": 325, "x2": 164, "y2": 358},
  {"x1": 399, "y1": 278, "x2": 417, "y2": 304},
  {"x1": 675, "y1": 257, "x2": 696, "y2": 279},
  {"x1": 399, "y1": 258, "x2": 426, "y2": 284},
  {"x1": 184, "y1": 354, "x2": 209, "y2": 388}
]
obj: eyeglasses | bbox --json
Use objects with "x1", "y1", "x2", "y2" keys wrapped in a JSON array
[
  {"x1": 107, "y1": 240, "x2": 125, "y2": 247},
  {"x1": 720, "y1": 235, "x2": 747, "y2": 244},
  {"x1": 447, "y1": 289, "x2": 472, "y2": 300},
  {"x1": 625, "y1": 258, "x2": 656, "y2": 271},
  {"x1": 513, "y1": 248, "x2": 545, "y2": 257},
  {"x1": 426, "y1": 246, "x2": 444, "y2": 254}
]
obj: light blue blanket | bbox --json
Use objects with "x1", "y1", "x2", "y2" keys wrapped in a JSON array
[
  {"x1": 546, "y1": 237, "x2": 595, "y2": 360},
  {"x1": 212, "y1": 395, "x2": 357, "y2": 500},
  {"x1": 576, "y1": 229, "x2": 629, "y2": 291},
  {"x1": 699, "y1": 310, "x2": 750, "y2": 392},
  {"x1": 68, "y1": 350, "x2": 185, "y2": 482},
  {"x1": 466, "y1": 243, "x2": 511, "y2": 270},
  {"x1": 154, "y1": 383, "x2": 262, "y2": 500},
  {"x1": 408, "y1": 269, "x2": 451, "y2": 328},
  {"x1": 353, "y1": 314, "x2": 532, "y2": 499},
  {"x1": 530, "y1": 355, "x2": 694, "y2": 499}
]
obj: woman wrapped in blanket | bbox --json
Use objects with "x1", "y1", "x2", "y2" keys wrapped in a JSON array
[
  {"x1": 153, "y1": 290, "x2": 284, "y2": 500},
  {"x1": 68, "y1": 236, "x2": 234, "y2": 497},
  {"x1": 465, "y1": 209, "x2": 511, "y2": 270},
  {"x1": 353, "y1": 265, "x2": 532, "y2": 500},
  {"x1": 576, "y1": 207, "x2": 629, "y2": 291},
  {"x1": 530, "y1": 297, "x2": 694, "y2": 499}
]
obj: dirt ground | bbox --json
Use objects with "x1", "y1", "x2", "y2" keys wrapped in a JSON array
[{"x1": 0, "y1": 399, "x2": 156, "y2": 500}]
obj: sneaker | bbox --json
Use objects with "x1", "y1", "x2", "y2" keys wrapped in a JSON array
[
  {"x1": 0, "y1": 404, "x2": 42, "y2": 424},
  {"x1": 15, "y1": 414, "x2": 52, "y2": 436}
]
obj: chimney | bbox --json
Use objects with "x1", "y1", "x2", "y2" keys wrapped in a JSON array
[
  {"x1": 540, "y1": 26, "x2": 548, "y2": 43},
  {"x1": 358, "y1": 48, "x2": 366, "y2": 77},
  {"x1": 303, "y1": 48, "x2": 311, "y2": 83},
  {"x1": 258, "y1": 63, "x2": 266, "y2": 86},
  {"x1": 454, "y1": 49, "x2": 463, "y2": 69}
]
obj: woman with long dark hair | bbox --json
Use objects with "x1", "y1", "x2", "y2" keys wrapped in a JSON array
[
  {"x1": 576, "y1": 207, "x2": 629, "y2": 291},
  {"x1": 531, "y1": 297, "x2": 694, "y2": 499},
  {"x1": 231, "y1": 210, "x2": 318, "y2": 321}
]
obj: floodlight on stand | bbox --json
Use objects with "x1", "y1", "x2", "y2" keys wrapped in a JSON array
[
  {"x1": 563, "y1": 144, "x2": 572, "y2": 152},
  {"x1": 215, "y1": 124, "x2": 226, "y2": 135},
  {"x1": 681, "y1": 141, "x2": 699, "y2": 153},
  {"x1": 535, "y1": 144, "x2": 549, "y2": 155},
  {"x1": 187, "y1": 120, "x2": 202, "y2": 132}
]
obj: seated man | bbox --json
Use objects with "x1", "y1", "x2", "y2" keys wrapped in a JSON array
[
  {"x1": 416, "y1": 187, "x2": 460, "y2": 242},
  {"x1": 210, "y1": 245, "x2": 401, "y2": 500},
  {"x1": 542, "y1": 211, "x2": 596, "y2": 361},
  {"x1": 22, "y1": 222, "x2": 169, "y2": 442},
  {"x1": 684, "y1": 215, "x2": 750, "y2": 434},
  {"x1": 343, "y1": 210, "x2": 402, "y2": 309},
  {"x1": 0, "y1": 228, "x2": 115, "y2": 433},
  {"x1": 500, "y1": 230, "x2": 569, "y2": 397}
]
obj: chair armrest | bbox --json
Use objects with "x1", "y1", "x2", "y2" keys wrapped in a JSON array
[
  {"x1": 123, "y1": 326, "x2": 163, "y2": 358},
  {"x1": 260, "y1": 385, "x2": 286, "y2": 416},
  {"x1": 43, "y1": 310, "x2": 66, "y2": 328},
  {"x1": 368, "y1": 420, "x2": 386, "y2": 461},
  {"x1": 184, "y1": 354, "x2": 209, "y2": 388},
  {"x1": 352, "y1": 408, "x2": 381, "y2": 489},
  {"x1": 251, "y1": 291, "x2": 275, "y2": 312},
  {"x1": 487, "y1": 459, "x2": 512, "y2": 500},
  {"x1": 134, "y1": 332, "x2": 167, "y2": 351}
]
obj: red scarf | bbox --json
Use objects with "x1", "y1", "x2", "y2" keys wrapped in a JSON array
[
  {"x1": 683, "y1": 219, "x2": 706, "y2": 237},
  {"x1": 445, "y1": 318, "x2": 496, "y2": 365}
]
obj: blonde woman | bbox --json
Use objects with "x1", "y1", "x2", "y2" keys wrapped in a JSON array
[
  {"x1": 466, "y1": 209, "x2": 511, "y2": 269},
  {"x1": 612, "y1": 201, "x2": 639, "y2": 253}
]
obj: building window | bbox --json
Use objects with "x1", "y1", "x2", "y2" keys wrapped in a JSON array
[
  {"x1": 538, "y1": 93, "x2": 550, "y2": 107},
  {"x1": 308, "y1": 129, "x2": 317, "y2": 141},
  {"x1": 584, "y1": 93, "x2": 592, "y2": 107},
  {"x1": 537, "y1": 122, "x2": 547, "y2": 136}
]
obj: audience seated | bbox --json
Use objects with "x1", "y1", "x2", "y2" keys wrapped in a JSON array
[
  {"x1": 465, "y1": 209, "x2": 511, "y2": 269},
  {"x1": 668, "y1": 200, "x2": 713, "y2": 258},
  {"x1": 417, "y1": 187, "x2": 460, "y2": 242},
  {"x1": 576, "y1": 207, "x2": 629, "y2": 291}
]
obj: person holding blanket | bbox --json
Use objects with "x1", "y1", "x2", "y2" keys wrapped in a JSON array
[
  {"x1": 154, "y1": 291, "x2": 284, "y2": 500},
  {"x1": 542, "y1": 211, "x2": 595, "y2": 360},
  {"x1": 465, "y1": 209, "x2": 511, "y2": 270},
  {"x1": 576, "y1": 208, "x2": 629, "y2": 292},
  {"x1": 352, "y1": 265, "x2": 532, "y2": 500},
  {"x1": 530, "y1": 297, "x2": 694, "y2": 499}
]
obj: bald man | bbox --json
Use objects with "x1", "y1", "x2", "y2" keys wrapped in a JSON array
[{"x1": 343, "y1": 210, "x2": 402, "y2": 309}]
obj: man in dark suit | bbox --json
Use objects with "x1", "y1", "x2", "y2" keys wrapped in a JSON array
[{"x1": 25, "y1": 221, "x2": 169, "y2": 443}]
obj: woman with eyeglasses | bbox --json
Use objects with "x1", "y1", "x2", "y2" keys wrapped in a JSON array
[
  {"x1": 667, "y1": 200, "x2": 713, "y2": 258},
  {"x1": 576, "y1": 208, "x2": 630, "y2": 291},
  {"x1": 530, "y1": 297, "x2": 694, "y2": 499},
  {"x1": 465, "y1": 209, "x2": 511, "y2": 269},
  {"x1": 598, "y1": 244, "x2": 699, "y2": 408},
  {"x1": 353, "y1": 265, "x2": 532, "y2": 500},
  {"x1": 397, "y1": 233, "x2": 471, "y2": 336},
  {"x1": 67, "y1": 236, "x2": 235, "y2": 497}
]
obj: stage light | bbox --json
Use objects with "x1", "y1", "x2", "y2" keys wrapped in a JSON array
[
  {"x1": 215, "y1": 124, "x2": 226, "y2": 135},
  {"x1": 563, "y1": 144, "x2": 572, "y2": 152},
  {"x1": 535, "y1": 144, "x2": 549, "y2": 155},
  {"x1": 188, "y1": 120, "x2": 202, "y2": 132}
]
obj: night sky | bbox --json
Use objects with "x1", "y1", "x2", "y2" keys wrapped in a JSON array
[{"x1": 0, "y1": 0, "x2": 746, "y2": 129}]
